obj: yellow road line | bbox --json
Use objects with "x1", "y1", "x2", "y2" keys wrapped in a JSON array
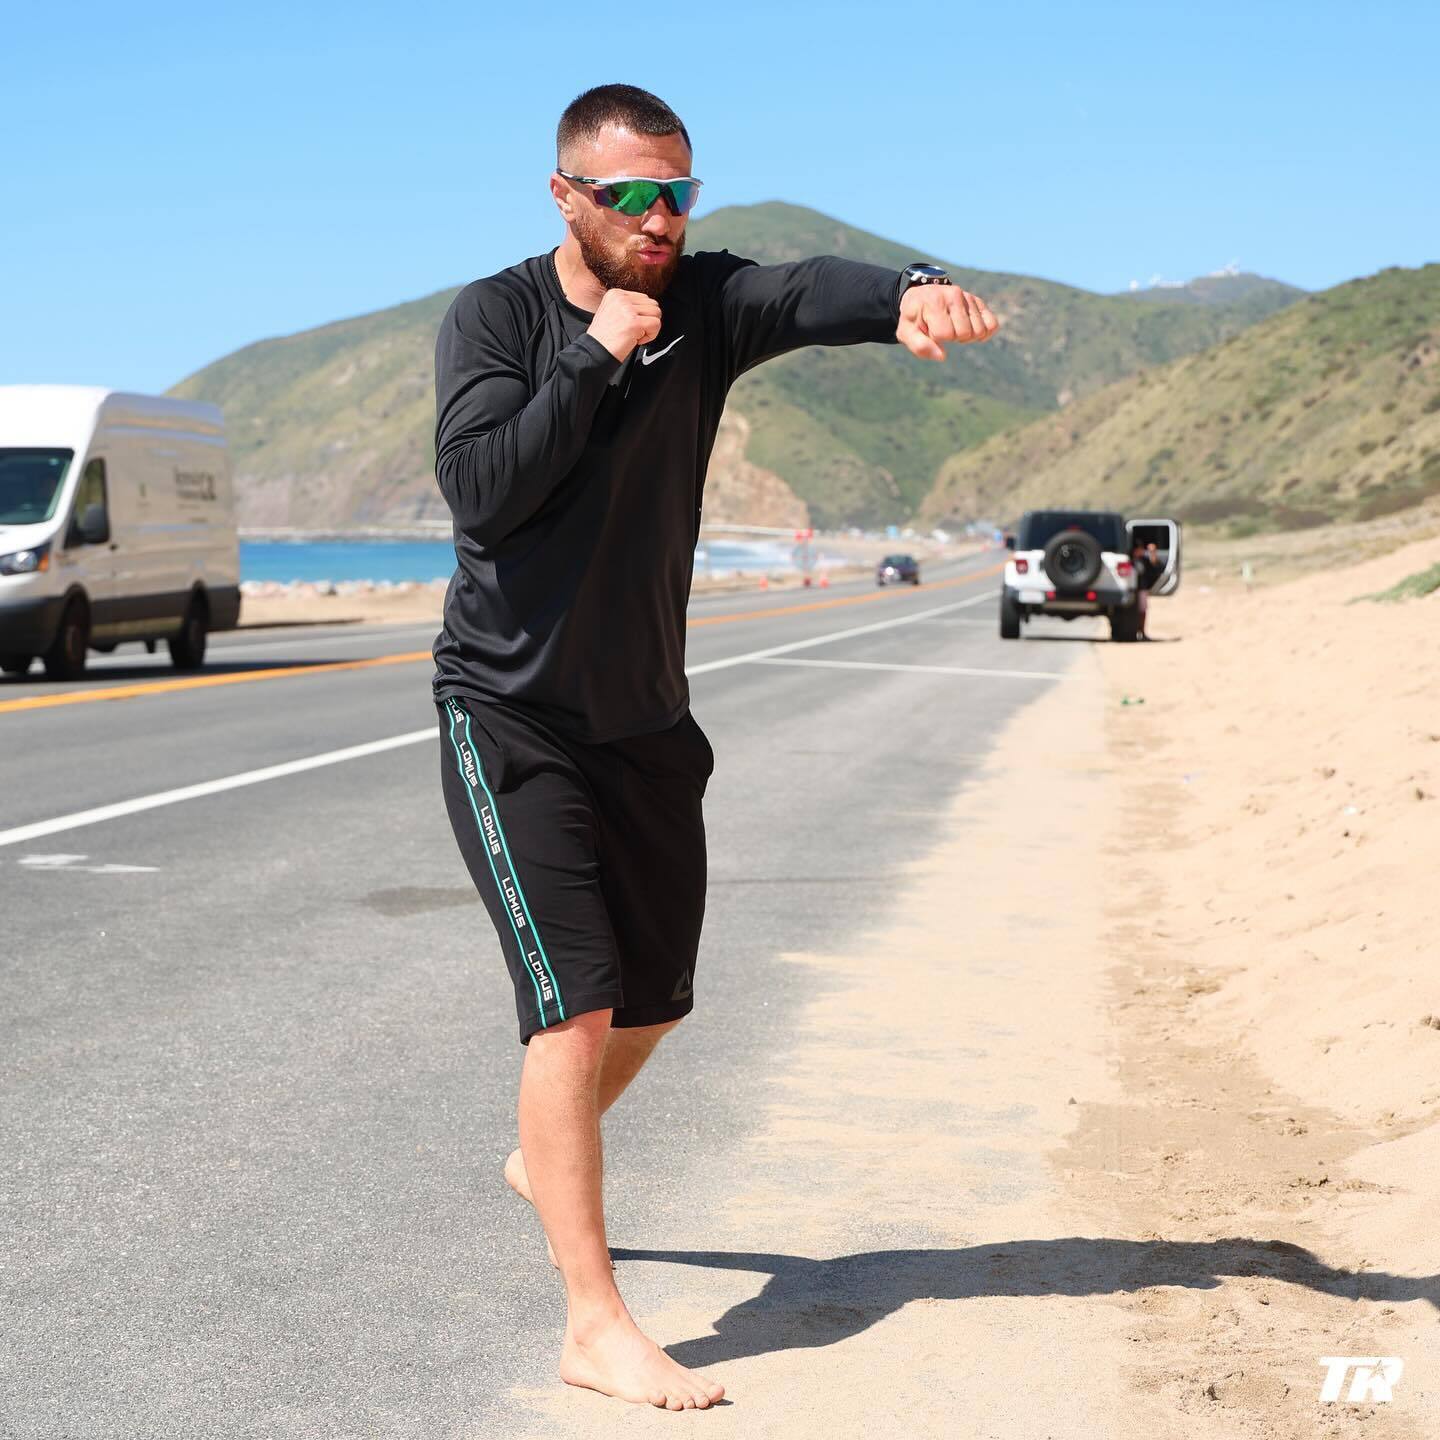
[
  {"x1": 0, "y1": 651, "x2": 431, "y2": 714},
  {"x1": 0, "y1": 562, "x2": 1003, "y2": 716}
]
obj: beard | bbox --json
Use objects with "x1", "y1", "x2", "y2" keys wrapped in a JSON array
[{"x1": 573, "y1": 210, "x2": 685, "y2": 299}]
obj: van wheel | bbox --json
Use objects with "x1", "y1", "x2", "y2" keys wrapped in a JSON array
[
  {"x1": 1000, "y1": 590, "x2": 1022, "y2": 639},
  {"x1": 169, "y1": 594, "x2": 209, "y2": 670},
  {"x1": 2, "y1": 653, "x2": 34, "y2": 676},
  {"x1": 43, "y1": 598, "x2": 90, "y2": 680}
]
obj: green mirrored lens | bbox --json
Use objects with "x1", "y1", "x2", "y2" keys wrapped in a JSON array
[
  {"x1": 598, "y1": 179, "x2": 699, "y2": 216},
  {"x1": 666, "y1": 180, "x2": 700, "y2": 214},
  {"x1": 606, "y1": 181, "x2": 662, "y2": 216}
]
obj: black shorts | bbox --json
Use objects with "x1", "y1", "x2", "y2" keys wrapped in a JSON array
[{"x1": 436, "y1": 693, "x2": 714, "y2": 1044}]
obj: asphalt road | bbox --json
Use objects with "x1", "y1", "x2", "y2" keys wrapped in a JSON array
[{"x1": 1, "y1": 552, "x2": 1080, "y2": 1438}]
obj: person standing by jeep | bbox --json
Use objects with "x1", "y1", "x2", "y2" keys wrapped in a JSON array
[
  {"x1": 1132, "y1": 540, "x2": 1152, "y2": 637},
  {"x1": 1134, "y1": 539, "x2": 1163, "y2": 638},
  {"x1": 430, "y1": 83, "x2": 1000, "y2": 1411}
]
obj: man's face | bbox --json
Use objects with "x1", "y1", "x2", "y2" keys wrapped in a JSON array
[{"x1": 555, "y1": 124, "x2": 694, "y2": 299}]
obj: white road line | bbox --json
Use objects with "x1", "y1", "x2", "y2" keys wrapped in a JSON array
[
  {"x1": 0, "y1": 730, "x2": 435, "y2": 849},
  {"x1": 685, "y1": 590, "x2": 997, "y2": 675},
  {"x1": 17, "y1": 853, "x2": 159, "y2": 874},
  {"x1": 752, "y1": 657, "x2": 1062, "y2": 681},
  {"x1": 0, "y1": 588, "x2": 1002, "y2": 848}
]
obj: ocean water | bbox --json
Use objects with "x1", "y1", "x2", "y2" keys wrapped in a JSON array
[
  {"x1": 240, "y1": 538, "x2": 823, "y2": 584},
  {"x1": 240, "y1": 540, "x2": 458, "y2": 584}
]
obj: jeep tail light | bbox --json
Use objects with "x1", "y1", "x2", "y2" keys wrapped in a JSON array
[
  {"x1": 1086, "y1": 590, "x2": 1097, "y2": 601},
  {"x1": 1117, "y1": 560, "x2": 1133, "y2": 577},
  {"x1": 1014, "y1": 557, "x2": 1029, "y2": 574}
]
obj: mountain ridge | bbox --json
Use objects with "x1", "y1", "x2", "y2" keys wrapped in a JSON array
[
  {"x1": 920, "y1": 263, "x2": 1440, "y2": 530},
  {"x1": 167, "y1": 201, "x2": 1306, "y2": 529}
]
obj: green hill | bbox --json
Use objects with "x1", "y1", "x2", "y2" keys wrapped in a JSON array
[
  {"x1": 168, "y1": 202, "x2": 1304, "y2": 529},
  {"x1": 718, "y1": 209, "x2": 1301, "y2": 522},
  {"x1": 1114, "y1": 271, "x2": 1303, "y2": 320},
  {"x1": 920, "y1": 264, "x2": 1440, "y2": 531}
]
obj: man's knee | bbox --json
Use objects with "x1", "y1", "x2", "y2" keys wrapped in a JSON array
[
  {"x1": 609, "y1": 1015, "x2": 683, "y2": 1048},
  {"x1": 637, "y1": 1016, "x2": 684, "y2": 1036},
  {"x1": 527, "y1": 1007, "x2": 613, "y2": 1066}
]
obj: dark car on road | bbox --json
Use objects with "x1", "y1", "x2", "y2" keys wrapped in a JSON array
[{"x1": 876, "y1": 553, "x2": 920, "y2": 586}]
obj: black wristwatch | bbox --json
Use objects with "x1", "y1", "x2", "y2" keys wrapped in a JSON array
[{"x1": 901, "y1": 263, "x2": 951, "y2": 292}]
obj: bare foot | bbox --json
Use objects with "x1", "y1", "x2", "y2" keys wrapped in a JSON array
[
  {"x1": 560, "y1": 1310, "x2": 725, "y2": 1411},
  {"x1": 504, "y1": 1148, "x2": 615, "y2": 1271}
]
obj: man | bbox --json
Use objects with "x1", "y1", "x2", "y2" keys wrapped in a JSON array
[
  {"x1": 1133, "y1": 540, "x2": 1161, "y2": 638},
  {"x1": 430, "y1": 83, "x2": 999, "y2": 1412}
]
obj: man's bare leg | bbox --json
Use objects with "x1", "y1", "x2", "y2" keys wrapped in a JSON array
[
  {"x1": 516, "y1": 1009, "x2": 723, "y2": 1409},
  {"x1": 506, "y1": 1017, "x2": 678, "y2": 1226}
]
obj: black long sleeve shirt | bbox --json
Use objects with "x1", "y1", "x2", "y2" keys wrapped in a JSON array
[{"x1": 431, "y1": 246, "x2": 904, "y2": 742}]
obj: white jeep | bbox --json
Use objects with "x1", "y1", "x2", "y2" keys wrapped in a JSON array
[{"x1": 1000, "y1": 509, "x2": 1181, "y2": 642}]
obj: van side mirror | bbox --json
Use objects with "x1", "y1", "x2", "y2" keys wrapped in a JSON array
[
  {"x1": 1004, "y1": 534, "x2": 1016, "y2": 550},
  {"x1": 78, "y1": 504, "x2": 110, "y2": 545}
]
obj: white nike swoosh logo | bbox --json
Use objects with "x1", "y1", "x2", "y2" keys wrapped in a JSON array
[{"x1": 639, "y1": 334, "x2": 685, "y2": 366}]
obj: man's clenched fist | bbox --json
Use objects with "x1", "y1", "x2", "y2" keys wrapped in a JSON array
[
  {"x1": 587, "y1": 290, "x2": 663, "y2": 362},
  {"x1": 896, "y1": 285, "x2": 1001, "y2": 361}
]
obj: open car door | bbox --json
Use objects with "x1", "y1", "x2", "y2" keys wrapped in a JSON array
[{"x1": 1127, "y1": 517, "x2": 1182, "y2": 596}]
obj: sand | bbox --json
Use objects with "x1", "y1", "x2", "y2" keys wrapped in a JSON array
[
  {"x1": 500, "y1": 532, "x2": 1438, "y2": 1436},
  {"x1": 1100, "y1": 531, "x2": 1440, "y2": 1135}
]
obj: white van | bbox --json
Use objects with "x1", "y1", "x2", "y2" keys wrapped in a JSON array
[{"x1": 0, "y1": 386, "x2": 241, "y2": 679}]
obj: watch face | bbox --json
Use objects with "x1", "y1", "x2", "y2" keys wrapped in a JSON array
[{"x1": 907, "y1": 264, "x2": 948, "y2": 280}]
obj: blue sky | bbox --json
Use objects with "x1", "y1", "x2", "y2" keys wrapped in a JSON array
[{"x1": 5, "y1": 0, "x2": 1436, "y2": 394}]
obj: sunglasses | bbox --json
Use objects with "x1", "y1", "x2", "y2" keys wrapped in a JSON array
[{"x1": 556, "y1": 169, "x2": 703, "y2": 217}]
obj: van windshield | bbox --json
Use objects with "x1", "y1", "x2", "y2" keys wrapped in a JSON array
[{"x1": 0, "y1": 448, "x2": 74, "y2": 525}]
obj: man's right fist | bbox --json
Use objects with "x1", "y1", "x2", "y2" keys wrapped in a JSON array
[{"x1": 587, "y1": 289, "x2": 663, "y2": 362}]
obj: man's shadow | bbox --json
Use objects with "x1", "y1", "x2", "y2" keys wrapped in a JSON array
[{"x1": 610, "y1": 1238, "x2": 1437, "y2": 1368}]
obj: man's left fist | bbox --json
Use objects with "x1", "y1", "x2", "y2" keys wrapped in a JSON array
[{"x1": 896, "y1": 285, "x2": 1000, "y2": 361}]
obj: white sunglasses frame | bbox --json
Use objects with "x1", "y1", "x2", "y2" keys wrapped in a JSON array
[{"x1": 555, "y1": 169, "x2": 704, "y2": 214}]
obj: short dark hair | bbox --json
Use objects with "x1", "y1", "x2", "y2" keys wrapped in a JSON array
[{"x1": 556, "y1": 84, "x2": 691, "y2": 166}]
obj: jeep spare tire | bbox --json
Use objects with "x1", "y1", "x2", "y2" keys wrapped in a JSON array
[{"x1": 1042, "y1": 528, "x2": 1102, "y2": 589}]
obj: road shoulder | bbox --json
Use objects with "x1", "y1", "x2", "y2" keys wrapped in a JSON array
[{"x1": 511, "y1": 647, "x2": 1154, "y2": 1437}]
